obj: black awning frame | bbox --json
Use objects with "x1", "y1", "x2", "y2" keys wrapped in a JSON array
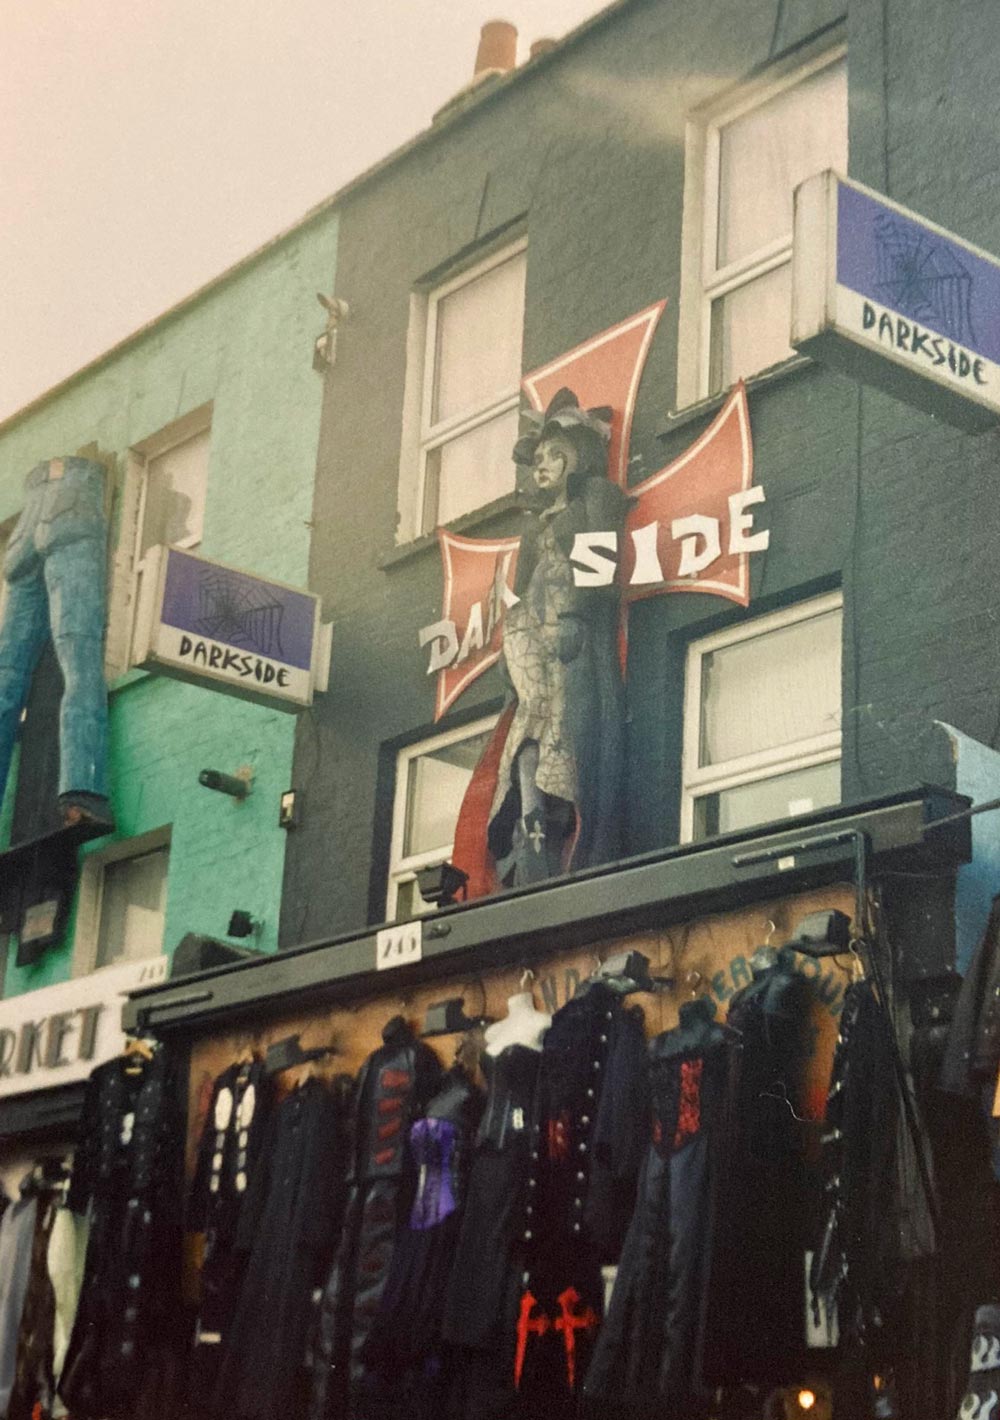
[{"x1": 122, "y1": 784, "x2": 971, "y2": 1037}]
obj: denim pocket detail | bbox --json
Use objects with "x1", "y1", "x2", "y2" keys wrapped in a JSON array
[
  {"x1": 43, "y1": 484, "x2": 102, "y2": 523},
  {"x1": 37, "y1": 485, "x2": 105, "y2": 553}
]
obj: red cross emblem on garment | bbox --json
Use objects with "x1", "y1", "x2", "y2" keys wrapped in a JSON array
[
  {"x1": 514, "y1": 1287, "x2": 600, "y2": 1392},
  {"x1": 554, "y1": 1286, "x2": 600, "y2": 1391},
  {"x1": 514, "y1": 1291, "x2": 551, "y2": 1389}
]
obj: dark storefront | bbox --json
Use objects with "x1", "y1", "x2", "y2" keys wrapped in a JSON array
[
  {"x1": 4, "y1": 0, "x2": 1000, "y2": 1417},
  {"x1": 108, "y1": 786, "x2": 990, "y2": 1420}
]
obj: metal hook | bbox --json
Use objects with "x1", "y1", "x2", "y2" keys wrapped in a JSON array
[
  {"x1": 520, "y1": 967, "x2": 534, "y2": 989},
  {"x1": 758, "y1": 1082, "x2": 809, "y2": 1123},
  {"x1": 764, "y1": 919, "x2": 777, "y2": 945},
  {"x1": 847, "y1": 936, "x2": 867, "y2": 982}
]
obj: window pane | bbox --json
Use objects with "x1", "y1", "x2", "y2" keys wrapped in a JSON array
[
  {"x1": 141, "y1": 426, "x2": 210, "y2": 556},
  {"x1": 394, "y1": 876, "x2": 433, "y2": 920},
  {"x1": 709, "y1": 261, "x2": 794, "y2": 392},
  {"x1": 716, "y1": 59, "x2": 847, "y2": 268},
  {"x1": 423, "y1": 407, "x2": 519, "y2": 531},
  {"x1": 403, "y1": 727, "x2": 494, "y2": 858},
  {"x1": 699, "y1": 609, "x2": 841, "y2": 767},
  {"x1": 432, "y1": 252, "x2": 526, "y2": 425},
  {"x1": 96, "y1": 847, "x2": 169, "y2": 967},
  {"x1": 693, "y1": 759, "x2": 840, "y2": 839}
]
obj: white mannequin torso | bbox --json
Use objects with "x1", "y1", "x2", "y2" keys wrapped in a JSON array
[{"x1": 484, "y1": 991, "x2": 551, "y2": 1057}]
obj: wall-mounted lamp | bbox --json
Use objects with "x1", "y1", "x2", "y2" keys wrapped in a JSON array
[{"x1": 199, "y1": 767, "x2": 253, "y2": 800}]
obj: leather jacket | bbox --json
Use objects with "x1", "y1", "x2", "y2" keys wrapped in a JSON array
[{"x1": 942, "y1": 893, "x2": 1000, "y2": 1094}]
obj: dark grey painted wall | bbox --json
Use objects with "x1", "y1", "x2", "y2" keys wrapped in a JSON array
[{"x1": 281, "y1": 0, "x2": 1000, "y2": 946}]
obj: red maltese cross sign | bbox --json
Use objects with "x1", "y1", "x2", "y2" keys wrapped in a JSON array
[{"x1": 419, "y1": 301, "x2": 767, "y2": 719}]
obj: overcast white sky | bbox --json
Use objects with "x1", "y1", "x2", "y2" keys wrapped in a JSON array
[{"x1": 0, "y1": 0, "x2": 607, "y2": 423}]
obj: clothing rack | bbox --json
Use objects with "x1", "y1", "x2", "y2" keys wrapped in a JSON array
[{"x1": 736, "y1": 825, "x2": 939, "y2": 1234}]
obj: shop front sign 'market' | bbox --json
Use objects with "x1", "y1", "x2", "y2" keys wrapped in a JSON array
[{"x1": 0, "y1": 955, "x2": 167, "y2": 1096}]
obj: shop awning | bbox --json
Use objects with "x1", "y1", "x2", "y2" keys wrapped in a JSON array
[{"x1": 123, "y1": 785, "x2": 971, "y2": 1036}]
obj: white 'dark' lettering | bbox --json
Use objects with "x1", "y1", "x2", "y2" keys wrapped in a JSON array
[
  {"x1": 960, "y1": 1391, "x2": 999, "y2": 1420},
  {"x1": 973, "y1": 1336, "x2": 1000, "y2": 1373}
]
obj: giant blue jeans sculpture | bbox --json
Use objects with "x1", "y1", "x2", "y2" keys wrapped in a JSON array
[{"x1": 0, "y1": 457, "x2": 111, "y2": 826}]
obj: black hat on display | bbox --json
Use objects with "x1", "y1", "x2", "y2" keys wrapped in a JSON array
[{"x1": 513, "y1": 387, "x2": 612, "y2": 483}]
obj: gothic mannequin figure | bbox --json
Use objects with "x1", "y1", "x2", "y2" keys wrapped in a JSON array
[
  {"x1": 458, "y1": 389, "x2": 628, "y2": 890},
  {"x1": 0, "y1": 457, "x2": 112, "y2": 827}
]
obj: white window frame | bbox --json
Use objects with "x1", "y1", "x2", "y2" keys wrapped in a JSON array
[
  {"x1": 397, "y1": 239, "x2": 526, "y2": 542},
  {"x1": 105, "y1": 403, "x2": 212, "y2": 678},
  {"x1": 680, "y1": 591, "x2": 843, "y2": 842},
  {"x1": 386, "y1": 713, "x2": 497, "y2": 919},
  {"x1": 676, "y1": 45, "x2": 847, "y2": 409},
  {"x1": 72, "y1": 826, "x2": 171, "y2": 977}
]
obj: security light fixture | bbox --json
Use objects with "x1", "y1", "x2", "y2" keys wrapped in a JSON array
[
  {"x1": 227, "y1": 910, "x2": 259, "y2": 939},
  {"x1": 199, "y1": 769, "x2": 251, "y2": 800},
  {"x1": 786, "y1": 908, "x2": 852, "y2": 958},
  {"x1": 314, "y1": 293, "x2": 350, "y2": 371},
  {"x1": 416, "y1": 861, "x2": 469, "y2": 908}
]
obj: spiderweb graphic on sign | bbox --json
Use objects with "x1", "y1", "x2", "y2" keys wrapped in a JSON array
[
  {"x1": 193, "y1": 567, "x2": 286, "y2": 659},
  {"x1": 874, "y1": 213, "x2": 976, "y2": 344}
]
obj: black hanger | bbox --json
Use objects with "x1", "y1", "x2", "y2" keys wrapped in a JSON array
[
  {"x1": 264, "y1": 1033, "x2": 337, "y2": 1076},
  {"x1": 583, "y1": 949, "x2": 674, "y2": 996},
  {"x1": 422, "y1": 996, "x2": 495, "y2": 1037},
  {"x1": 19, "y1": 1159, "x2": 70, "y2": 1198},
  {"x1": 123, "y1": 1034, "x2": 157, "y2": 1075}
]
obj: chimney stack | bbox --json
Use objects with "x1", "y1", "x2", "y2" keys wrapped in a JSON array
[
  {"x1": 529, "y1": 38, "x2": 558, "y2": 60},
  {"x1": 474, "y1": 20, "x2": 518, "y2": 78}
]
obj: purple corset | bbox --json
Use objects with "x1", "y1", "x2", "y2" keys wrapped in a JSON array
[{"x1": 409, "y1": 1117, "x2": 459, "y2": 1230}]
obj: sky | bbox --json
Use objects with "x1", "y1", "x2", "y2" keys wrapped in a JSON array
[{"x1": 0, "y1": 0, "x2": 608, "y2": 423}]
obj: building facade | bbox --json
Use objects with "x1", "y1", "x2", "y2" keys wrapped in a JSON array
[
  {"x1": 0, "y1": 203, "x2": 338, "y2": 1180},
  {"x1": 6, "y1": 1, "x2": 1000, "y2": 1415},
  {"x1": 281, "y1": 0, "x2": 1000, "y2": 951}
]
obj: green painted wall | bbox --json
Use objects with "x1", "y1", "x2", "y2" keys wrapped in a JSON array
[{"x1": 0, "y1": 208, "x2": 338, "y2": 997}]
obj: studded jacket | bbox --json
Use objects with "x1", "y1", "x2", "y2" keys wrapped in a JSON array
[
  {"x1": 307, "y1": 1017, "x2": 442, "y2": 1420},
  {"x1": 943, "y1": 892, "x2": 1000, "y2": 1097},
  {"x1": 523, "y1": 982, "x2": 648, "y2": 1265},
  {"x1": 514, "y1": 984, "x2": 648, "y2": 1414},
  {"x1": 59, "y1": 1044, "x2": 185, "y2": 1419}
]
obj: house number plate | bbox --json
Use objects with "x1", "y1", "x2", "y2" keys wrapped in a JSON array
[{"x1": 375, "y1": 921, "x2": 423, "y2": 971}]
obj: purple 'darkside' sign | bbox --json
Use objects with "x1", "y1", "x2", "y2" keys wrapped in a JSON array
[
  {"x1": 160, "y1": 549, "x2": 315, "y2": 671},
  {"x1": 837, "y1": 182, "x2": 1000, "y2": 367}
]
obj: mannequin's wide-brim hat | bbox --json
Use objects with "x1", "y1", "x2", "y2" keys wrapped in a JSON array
[{"x1": 513, "y1": 387, "x2": 613, "y2": 466}]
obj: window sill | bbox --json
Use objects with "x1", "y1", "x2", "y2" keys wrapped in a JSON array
[
  {"x1": 108, "y1": 666, "x2": 152, "y2": 695},
  {"x1": 659, "y1": 354, "x2": 814, "y2": 442},
  {"x1": 379, "y1": 492, "x2": 520, "y2": 571}
]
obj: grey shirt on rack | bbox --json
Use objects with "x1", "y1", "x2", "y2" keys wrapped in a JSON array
[{"x1": 0, "y1": 1195, "x2": 38, "y2": 1412}]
